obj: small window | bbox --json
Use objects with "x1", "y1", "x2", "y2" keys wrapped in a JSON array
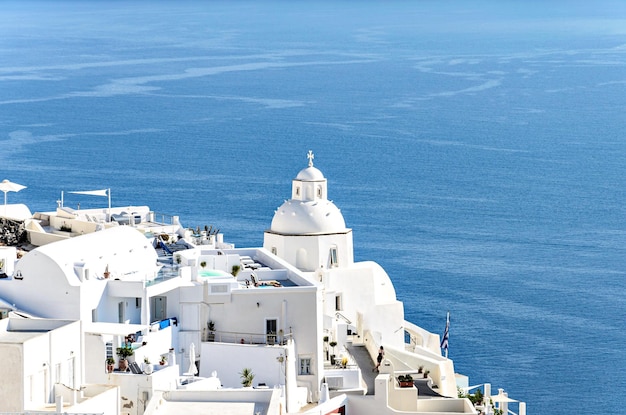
[
  {"x1": 299, "y1": 357, "x2": 312, "y2": 375},
  {"x1": 271, "y1": 247, "x2": 277, "y2": 255},
  {"x1": 329, "y1": 247, "x2": 338, "y2": 268},
  {"x1": 211, "y1": 284, "x2": 228, "y2": 293},
  {"x1": 296, "y1": 186, "x2": 300, "y2": 196},
  {"x1": 317, "y1": 186, "x2": 322, "y2": 198},
  {"x1": 105, "y1": 342, "x2": 114, "y2": 359},
  {"x1": 136, "y1": 298, "x2": 141, "y2": 308},
  {"x1": 335, "y1": 294, "x2": 342, "y2": 311}
]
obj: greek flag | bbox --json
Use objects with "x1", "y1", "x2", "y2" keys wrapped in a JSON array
[{"x1": 441, "y1": 312, "x2": 450, "y2": 357}]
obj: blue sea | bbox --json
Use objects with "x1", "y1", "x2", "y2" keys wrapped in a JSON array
[{"x1": 2, "y1": 1, "x2": 625, "y2": 413}]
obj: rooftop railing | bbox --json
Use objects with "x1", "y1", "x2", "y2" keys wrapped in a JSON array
[{"x1": 204, "y1": 330, "x2": 292, "y2": 346}]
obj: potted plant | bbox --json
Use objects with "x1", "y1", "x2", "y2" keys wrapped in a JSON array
[
  {"x1": 207, "y1": 320, "x2": 216, "y2": 342},
  {"x1": 103, "y1": 264, "x2": 110, "y2": 279},
  {"x1": 160, "y1": 355, "x2": 168, "y2": 366},
  {"x1": 423, "y1": 369, "x2": 430, "y2": 378},
  {"x1": 398, "y1": 374, "x2": 413, "y2": 387},
  {"x1": 231, "y1": 264, "x2": 241, "y2": 276},
  {"x1": 468, "y1": 388, "x2": 484, "y2": 405},
  {"x1": 323, "y1": 336, "x2": 329, "y2": 360},
  {"x1": 329, "y1": 341, "x2": 338, "y2": 365},
  {"x1": 116, "y1": 346, "x2": 134, "y2": 371},
  {"x1": 105, "y1": 357, "x2": 115, "y2": 373},
  {"x1": 143, "y1": 357, "x2": 153, "y2": 374},
  {"x1": 240, "y1": 367, "x2": 255, "y2": 388},
  {"x1": 200, "y1": 261, "x2": 207, "y2": 268}
]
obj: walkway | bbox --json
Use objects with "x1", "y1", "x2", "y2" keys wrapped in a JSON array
[
  {"x1": 346, "y1": 344, "x2": 376, "y2": 395},
  {"x1": 345, "y1": 343, "x2": 447, "y2": 398}
]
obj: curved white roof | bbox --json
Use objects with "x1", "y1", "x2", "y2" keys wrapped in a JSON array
[
  {"x1": 270, "y1": 199, "x2": 347, "y2": 234},
  {"x1": 296, "y1": 166, "x2": 325, "y2": 181},
  {"x1": 24, "y1": 226, "x2": 157, "y2": 284}
]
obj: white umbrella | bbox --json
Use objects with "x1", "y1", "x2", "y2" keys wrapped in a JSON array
[
  {"x1": 187, "y1": 342, "x2": 198, "y2": 377},
  {"x1": 320, "y1": 382, "x2": 329, "y2": 403},
  {"x1": 0, "y1": 179, "x2": 26, "y2": 207},
  {"x1": 491, "y1": 390, "x2": 517, "y2": 403}
]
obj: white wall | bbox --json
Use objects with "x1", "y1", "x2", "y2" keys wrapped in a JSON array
[
  {"x1": 80, "y1": 279, "x2": 108, "y2": 322},
  {"x1": 56, "y1": 383, "x2": 120, "y2": 415},
  {"x1": 84, "y1": 332, "x2": 109, "y2": 384},
  {"x1": 191, "y1": 284, "x2": 324, "y2": 401},
  {"x1": 0, "y1": 320, "x2": 82, "y2": 412},
  {"x1": 200, "y1": 342, "x2": 286, "y2": 388},
  {"x1": 0, "y1": 342, "x2": 24, "y2": 412},
  {"x1": 264, "y1": 232, "x2": 353, "y2": 272},
  {"x1": 2, "y1": 254, "x2": 81, "y2": 319},
  {"x1": 323, "y1": 262, "x2": 405, "y2": 350},
  {"x1": 107, "y1": 365, "x2": 179, "y2": 415}
]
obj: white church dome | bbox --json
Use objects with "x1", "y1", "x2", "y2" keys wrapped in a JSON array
[
  {"x1": 270, "y1": 199, "x2": 347, "y2": 234},
  {"x1": 296, "y1": 166, "x2": 325, "y2": 181}
]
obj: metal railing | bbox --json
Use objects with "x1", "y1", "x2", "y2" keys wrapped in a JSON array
[{"x1": 204, "y1": 330, "x2": 293, "y2": 346}]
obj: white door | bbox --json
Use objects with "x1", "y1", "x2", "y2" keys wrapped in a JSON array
[
  {"x1": 150, "y1": 296, "x2": 167, "y2": 322},
  {"x1": 118, "y1": 301, "x2": 125, "y2": 323}
]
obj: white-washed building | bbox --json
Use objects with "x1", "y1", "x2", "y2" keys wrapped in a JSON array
[
  {"x1": 0, "y1": 316, "x2": 119, "y2": 414},
  {"x1": 0, "y1": 152, "x2": 525, "y2": 415}
]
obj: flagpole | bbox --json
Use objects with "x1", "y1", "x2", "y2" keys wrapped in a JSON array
[
  {"x1": 441, "y1": 311, "x2": 450, "y2": 358},
  {"x1": 445, "y1": 312, "x2": 449, "y2": 358}
]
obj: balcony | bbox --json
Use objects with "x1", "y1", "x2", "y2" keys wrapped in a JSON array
[{"x1": 203, "y1": 330, "x2": 292, "y2": 346}]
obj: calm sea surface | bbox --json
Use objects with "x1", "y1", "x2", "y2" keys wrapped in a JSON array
[{"x1": 2, "y1": 1, "x2": 626, "y2": 413}]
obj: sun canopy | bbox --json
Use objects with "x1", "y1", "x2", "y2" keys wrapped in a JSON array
[{"x1": 68, "y1": 189, "x2": 108, "y2": 197}]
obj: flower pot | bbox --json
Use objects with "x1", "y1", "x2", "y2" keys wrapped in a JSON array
[
  {"x1": 118, "y1": 358, "x2": 129, "y2": 372},
  {"x1": 143, "y1": 363, "x2": 153, "y2": 374},
  {"x1": 106, "y1": 364, "x2": 114, "y2": 373}
]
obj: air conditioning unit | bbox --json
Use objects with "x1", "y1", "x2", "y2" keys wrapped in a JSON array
[{"x1": 325, "y1": 376, "x2": 343, "y2": 389}]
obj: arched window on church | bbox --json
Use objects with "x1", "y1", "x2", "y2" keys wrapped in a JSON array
[{"x1": 317, "y1": 186, "x2": 322, "y2": 198}]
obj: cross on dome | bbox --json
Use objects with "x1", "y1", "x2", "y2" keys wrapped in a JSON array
[{"x1": 307, "y1": 150, "x2": 314, "y2": 167}]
